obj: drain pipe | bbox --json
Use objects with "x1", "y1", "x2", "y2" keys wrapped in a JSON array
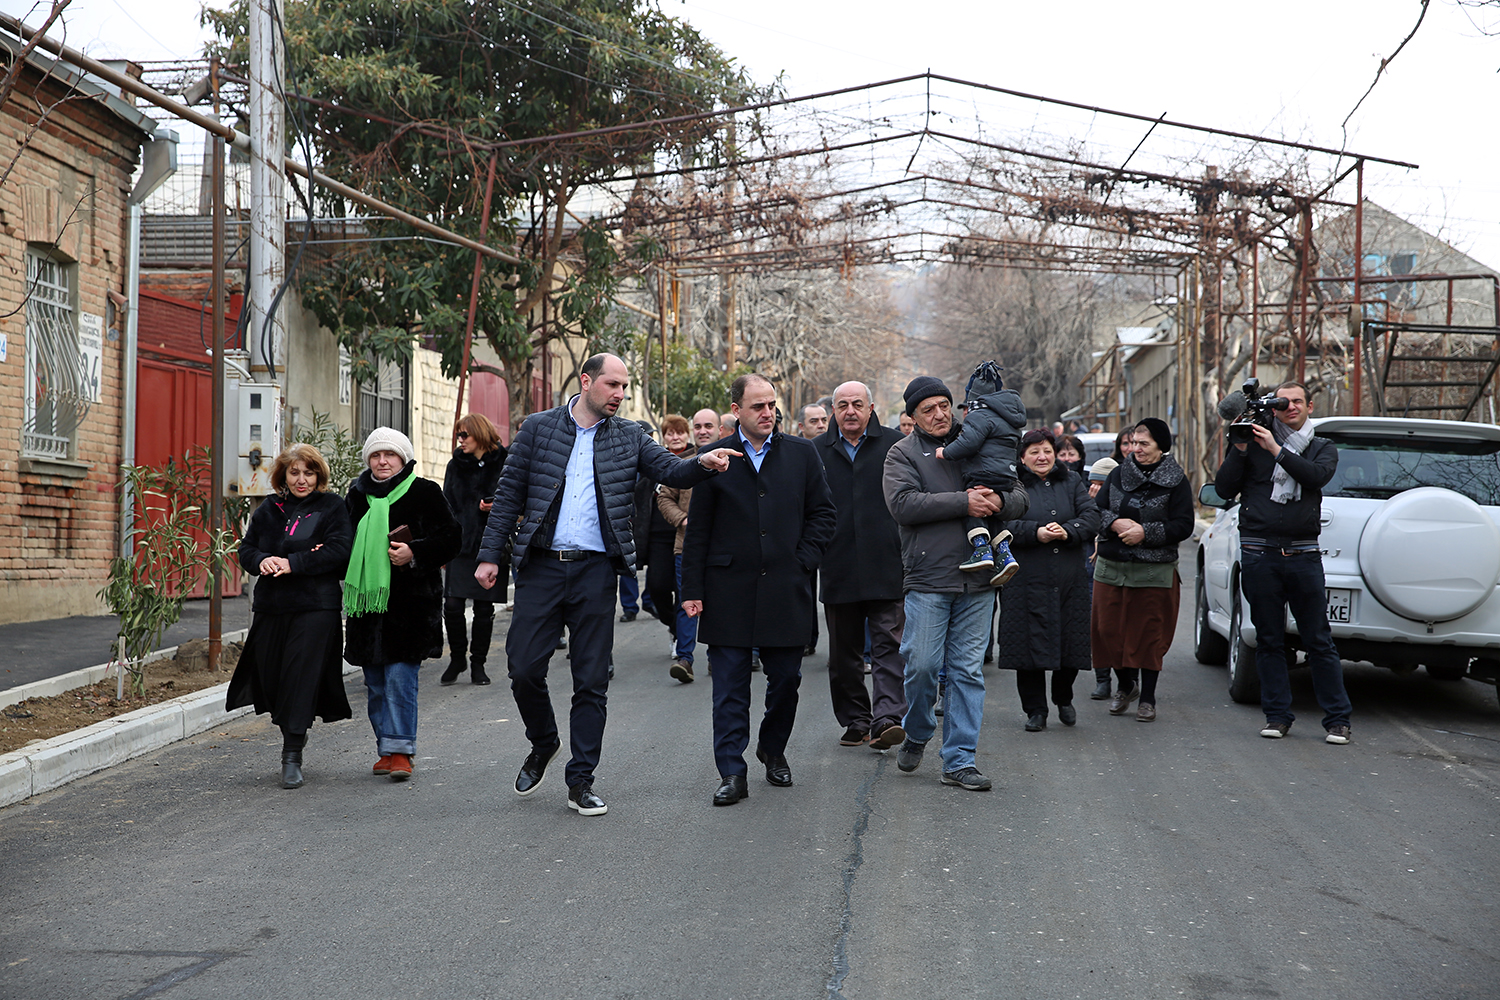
[{"x1": 120, "y1": 203, "x2": 141, "y2": 559}]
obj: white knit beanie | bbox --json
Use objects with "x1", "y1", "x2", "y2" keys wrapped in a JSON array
[{"x1": 362, "y1": 426, "x2": 415, "y2": 465}]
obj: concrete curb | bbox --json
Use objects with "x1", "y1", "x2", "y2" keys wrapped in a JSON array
[
  {"x1": 0, "y1": 648, "x2": 360, "y2": 809},
  {"x1": 0, "y1": 628, "x2": 251, "y2": 711}
]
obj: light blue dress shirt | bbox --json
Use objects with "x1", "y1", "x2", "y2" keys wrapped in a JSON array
[
  {"x1": 738, "y1": 427, "x2": 772, "y2": 473},
  {"x1": 840, "y1": 429, "x2": 867, "y2": 462},
  {"x1": 552, "y1": 408, "x2": 606, "y2": 552}
]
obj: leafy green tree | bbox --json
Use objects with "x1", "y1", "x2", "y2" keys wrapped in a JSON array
[
  {"x1": 635, "y1": 331, "x2": 743, "y2": 419},
  {"x1": 205, "y1": 0, "x2": 762, "y2": 429}
]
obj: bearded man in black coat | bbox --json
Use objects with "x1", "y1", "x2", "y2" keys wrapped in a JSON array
[{"x1": 681, "y1": 373, "x2": 838, "y2": 807}]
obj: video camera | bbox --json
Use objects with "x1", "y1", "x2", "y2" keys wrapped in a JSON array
[{"x1": 1218, "y1": 377, "x2": 1289, "y2": 445}]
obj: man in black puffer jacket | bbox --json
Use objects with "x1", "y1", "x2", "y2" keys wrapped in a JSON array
[{"x1": 475, "y1": 354, "x2": 740, "y2": 816}]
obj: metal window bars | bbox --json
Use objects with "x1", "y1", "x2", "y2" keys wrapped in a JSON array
[{"x1": 22, "y1": 251, "x2": 87, "y2": 460}]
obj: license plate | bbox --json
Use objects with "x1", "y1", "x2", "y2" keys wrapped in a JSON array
[{"x1": 1326, "y1": 589, "x2": 1353, "y2": 623}]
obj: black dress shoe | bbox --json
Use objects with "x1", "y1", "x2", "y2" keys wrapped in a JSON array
[
  {"x1": 713, "y1": 774, "x2": 748, "y2": 806},
  {"x1": 514, "y1": 742, "x2": 561, "y2": 796},
  {"x1": 755, "y1": 745, "x2": 793, "y2": 787},
  {"x1": 1025, "y1": 713, "x2": 1047, "y2": 732},
  {"x1": 619, "y1": 611, "x2": 637, "y2": 623}
]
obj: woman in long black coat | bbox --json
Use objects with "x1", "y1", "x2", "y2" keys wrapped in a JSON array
[
  {"x1": 996, "y1": 430, "x2": 1100, "y2": 732},
  {"x1": 441, "y1": 413, "x2": 508, "y2": 686},
  {"x1": 344, "y1": 428, "x2": 461, "y2": 781},
  {"x1": 227, "y1": 444, "x2": 353, "y2": 789}
]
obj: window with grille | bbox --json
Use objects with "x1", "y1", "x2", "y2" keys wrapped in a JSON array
[
  {"x1": 358, "y1": 357, "x2": 408, "y2": 442},
  {"x1": 23, "y1": 249, "x2": 84, "y2": 460}
]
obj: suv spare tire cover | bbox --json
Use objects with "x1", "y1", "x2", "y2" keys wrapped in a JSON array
[{"x1": 1358, "y1": 486, "x2": 1500, "y2": 622}]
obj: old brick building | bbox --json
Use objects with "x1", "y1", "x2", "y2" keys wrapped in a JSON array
[{"x1": 0, "y1": 38, "x2": 158, "y2": 624}]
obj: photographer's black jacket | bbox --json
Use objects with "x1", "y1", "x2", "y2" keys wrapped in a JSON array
[{"x1": 1214, "y1": 432, "x2": 1338, "y2": 544}]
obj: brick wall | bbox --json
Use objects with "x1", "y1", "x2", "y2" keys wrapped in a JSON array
[{"x1": 0, "y1": 62, "x2": 149, "y2": 624}]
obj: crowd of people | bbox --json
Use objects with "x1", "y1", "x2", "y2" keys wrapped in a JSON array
[{"x1": 226, "y1": 352, "x2": 1352, "y2": 811}]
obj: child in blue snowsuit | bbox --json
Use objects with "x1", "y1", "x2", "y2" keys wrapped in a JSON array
[{"x1": 936, "y1": 360, "x2": 1029, "y2": 586}]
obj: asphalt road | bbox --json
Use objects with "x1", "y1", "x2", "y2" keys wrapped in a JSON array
[{"x1": 2, "y1": 561, "x2": 1498, "y2": 1000}]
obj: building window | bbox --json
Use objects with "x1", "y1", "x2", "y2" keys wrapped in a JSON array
[
  {"x1": 358, "y1": 357, "x2": 408, "y2": 441},
  {"x1": 23, "y1": 249, "x2": 83, "y2": 460}
]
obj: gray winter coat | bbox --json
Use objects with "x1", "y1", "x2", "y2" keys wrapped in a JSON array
[
  {"x1": 941, "y1": 388, "x2": 1027, "y2": 490},
  {"x1": 477, "y1": 397, "x2": 713, "y2": 573},
  {"x1": 883, "y1": 423, "x2": 1028, "y2": 594}
]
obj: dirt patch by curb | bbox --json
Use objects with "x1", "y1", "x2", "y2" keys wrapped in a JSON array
[{"x1": 0, "y1": 640, "x2": 244, "y2": 755}]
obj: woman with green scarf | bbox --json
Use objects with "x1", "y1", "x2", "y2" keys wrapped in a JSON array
[{"x1": 344, "y1": 427, "x2": 461, "y2": 781}]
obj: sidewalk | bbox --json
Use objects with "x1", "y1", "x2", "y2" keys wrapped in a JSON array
[{"x1": 0, "y1": 595, "x2": 253, "y2": 693}]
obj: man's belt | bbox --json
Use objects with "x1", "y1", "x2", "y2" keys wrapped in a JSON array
[
  {"x1": 547, "y1": 548, "x2": 602, "y2": 561},
  {"x1": 1241, "y1": 539, "x2": 1318, "y2": 556}
]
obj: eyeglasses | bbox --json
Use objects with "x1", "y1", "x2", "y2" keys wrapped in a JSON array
[{"x1": 456, "y1": 431, "x2": 470, "y2": 440}]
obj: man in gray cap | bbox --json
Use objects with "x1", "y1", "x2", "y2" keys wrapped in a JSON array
[{"x1": 881, "y1": 376, "x2": 1024, "y2": 791}]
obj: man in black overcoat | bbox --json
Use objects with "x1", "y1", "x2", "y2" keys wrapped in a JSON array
[
  {"x1": 681, "y1": 373, "x2": 838, "y2": 807},
  {"x1": 815, "y1": 380, "x2": 909, "y2": 751}
]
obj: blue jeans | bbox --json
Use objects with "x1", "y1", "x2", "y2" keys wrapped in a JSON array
[
  {"x1": 1241, "y1": 547, "x2": 1352, "y2": 730},
  {"x1": 672, "y1": 554, "x2": 697, "y2": 662},
  {"x1": 363, "y1": 661, "x2": 420, "y2": 755},
  {"x1": 900, "y1": 589, "x2": 990, "y2": 772},
  {"x1": 619, "y1": 572, "x2": 640, "y2": 615}
]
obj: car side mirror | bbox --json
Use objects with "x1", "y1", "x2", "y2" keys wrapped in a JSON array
[{"x1": 1199, "y1": 483, "x2": 1234, "y2": 509}]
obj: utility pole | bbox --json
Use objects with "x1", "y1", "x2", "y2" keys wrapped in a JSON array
[
  {"x1": 248, "y1": 0, "x2": 286, "y2": 384},
  {"x1": 209, "y1": 57, "x2": 226, "y2": 673}
]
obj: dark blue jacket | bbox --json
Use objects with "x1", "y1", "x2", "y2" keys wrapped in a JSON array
[
  {"x1": 942, "y1": 388, "x2": 1027, "y2": 490},
  {"x1": 477, "y1": 397, "x2": 713, "y2": 573}
]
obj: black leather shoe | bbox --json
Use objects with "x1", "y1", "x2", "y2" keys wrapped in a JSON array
[
  {"x1": 280, "y1": 750, "x2": 304, "y2": 789},
  {"x1": 514, "y1": 742, "x2": 561, "y2": 796},
  {"x1": 713, "y1": 774, "x2": 749, "y2": 806},
  {"x1": 567, "y1": 783, "x2": 608, "y2": 816},
  {"x1": 755, "y1": 746, "x2": 793, "y2": 787},
  {"x1": 470, "y1": 665, "x2": 492, "y2": 685},
  {"x1": 440, "y1": 662, "x2": 463, "y2": 685},
  {"x1": 1024, "y1": 713, "x2": 1047, "y2": 732}
]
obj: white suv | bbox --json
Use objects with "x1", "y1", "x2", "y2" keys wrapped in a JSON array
[{"x1": 1195, "y1": 416, "x2": 1500, "y2": 706}]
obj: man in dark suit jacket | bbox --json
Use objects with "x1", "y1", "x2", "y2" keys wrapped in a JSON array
[
  {"x1": 815, "y1": 381, "x2": 908, "y2": 752},
  {"x1": 681, "y1": 373, "x2": 838, "y2": 807}
]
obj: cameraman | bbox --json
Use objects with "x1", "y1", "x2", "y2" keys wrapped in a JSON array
[{"x1": 1214, "y1": 381, "x2": 1353, "y2": 745}]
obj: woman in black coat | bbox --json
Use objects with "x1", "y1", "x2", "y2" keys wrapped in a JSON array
[
  {"x1": 996, "y1": 430, "x2": 1100, "y2": 732},
  {"x1": 227, "y1": 444, "x2": 353, "y2": 789},
  {"x1": 441, "y1": 413, "x2": 508, "y2": 686},
  {"x1": 1091, "y1": 418, "x2": 1195, "y2": 723},
  {"x1": 344, "y1": 428, "x2": 461, "y2": 781}
]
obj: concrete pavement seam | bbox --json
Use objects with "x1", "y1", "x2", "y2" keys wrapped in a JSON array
[{"x1": 825, "y1": 755, "x2": 885, "y2": 1000}]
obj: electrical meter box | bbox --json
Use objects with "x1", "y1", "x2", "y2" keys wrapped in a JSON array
[{"x1": 227, "y1": 381, "x2": 282, "y2": 497}]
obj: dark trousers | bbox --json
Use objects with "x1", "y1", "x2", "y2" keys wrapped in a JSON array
[
  {"x1": 709, "y1": 644, "x2": 802, "y2": 777},
  {"x1": 443, "y1": 597, "x2": 494, "y2": 668},
  {"x1": 506, "y1": 553, "x2": 615, "y2": 788},
  {"x1": 1240, "y1": 547, "x2": 1352, "y2": 730},
  {"x1": 825, "y1": 599, "x2": 906, "y2": 733},
  {"x1": 1016, "y1": 669, "x2": 1079, "y2": 718},
  {"x1": 645, "y1": 533, "x2": 678, "y2": 637}
]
